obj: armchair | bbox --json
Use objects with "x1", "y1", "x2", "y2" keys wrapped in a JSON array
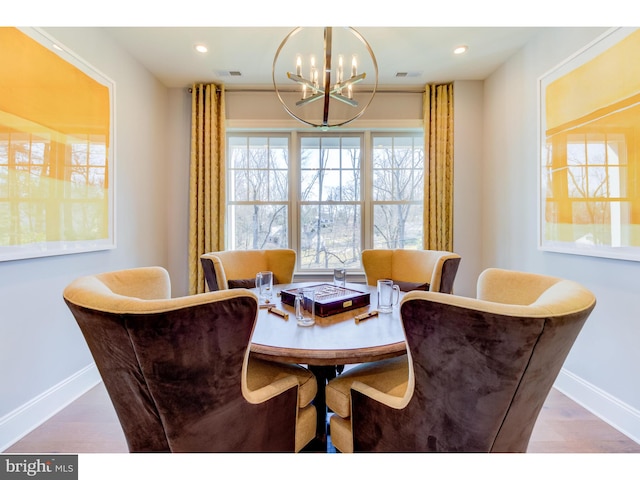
[
  {"x1": 201, "y1": 249, "x2": 296, "y2": 291},
  {"x1": 361, "y1": 248, "x2": 461, "y2": 293},
  {"x1": 326, "y1": 268, "x2": 596, "y2": 452},
  {"x1": 63, "y1": 266, "x2": 316, "y2": 452}
]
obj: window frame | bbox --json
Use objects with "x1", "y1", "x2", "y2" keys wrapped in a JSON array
[{"x1": 225, "y1": 129, "x2": 424, "y2": 273}]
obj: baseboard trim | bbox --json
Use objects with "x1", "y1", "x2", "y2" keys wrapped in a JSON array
[
  {"x1": 0, "y1": 364, "x2": 101, "y2": 452},
  {"x1": 555, "y1": 368, "x2": 640, "y2": 445}
]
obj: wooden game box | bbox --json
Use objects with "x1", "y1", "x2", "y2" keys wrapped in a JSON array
[{"x1": 280, "y1": 283, "x2": 370, "y2": 317}]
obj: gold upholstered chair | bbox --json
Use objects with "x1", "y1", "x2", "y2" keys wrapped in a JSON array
[
  {"x1": 200, "y1": 249, "x2": 296, "y2": 291},
  {"x1": 361, "y1": 248, "x2": 461, "y2": 293},
  {"x1": 64, "y1": 266, "x2": 316, "y2": 452},
  {"x1": 326, "y1": 268, "x2": 596, "y2": 452}
]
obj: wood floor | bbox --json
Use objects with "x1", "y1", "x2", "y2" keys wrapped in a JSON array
[{"x1": 4, "y1": 382, "x2": 640, "y2": 454}]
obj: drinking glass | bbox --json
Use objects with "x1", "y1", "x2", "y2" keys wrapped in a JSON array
[
  {"x1": 255, "y1": 271, "x2": 273, "y2": 302},
  {"x1": 377, "y1": 279, "x2": 400, "y2": 313},
  {"x1": 333, "y1": 268, "x2": 346, "y2": 288},
  {"x1": 295, "y1": 288, "x2": 315, "y2": 327}
]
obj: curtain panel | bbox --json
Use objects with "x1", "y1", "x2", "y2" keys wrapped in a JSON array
[
  {"x1": 423, "y1": 83, "x2": 454, "y2": 251},
  {"x1": 188, "y1": 84, "x2": 226, "y2": 294}
]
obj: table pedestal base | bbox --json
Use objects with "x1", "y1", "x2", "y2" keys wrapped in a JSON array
[{"x1": 302, "y1": 365, "x2": 339, "y2": 452}]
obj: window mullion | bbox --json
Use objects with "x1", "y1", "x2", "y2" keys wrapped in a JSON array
[
  {"x1": 290, "y1": 131, "x2": 299, "y2": 257},
  {"x1": 362, "y1": 131, "x2": 373, "y2": 250}
]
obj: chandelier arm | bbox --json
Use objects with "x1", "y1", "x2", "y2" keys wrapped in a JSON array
[
  {"x1": 295, "y1": 93, "x2": 324, "y2": 107},
  {"x1": 329, "y1": 93, "x2": 358, "y2": 107},
  {"x1": 335, "y1": 73, "x2": 366, "y2": 90},
  {"x1": 287, "y1": 73, "x2": 324, "y2": 94}
]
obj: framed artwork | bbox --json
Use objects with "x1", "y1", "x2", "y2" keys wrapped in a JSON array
[
  {"x1": 539, "y1": 27, "x2": 640, "y2": 262},
  {"x1": 0, "y1": 27, "x2": 115, "y2": 262}
]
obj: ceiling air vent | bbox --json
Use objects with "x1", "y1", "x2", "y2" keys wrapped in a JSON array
[
  {"x1": 215, "y1": 70, "x2": 242, "y2": 77},
  {"x1": 395, "y1": 71, "x2": 422, "y2": 78}
]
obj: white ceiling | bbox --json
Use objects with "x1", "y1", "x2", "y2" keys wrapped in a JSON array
[{"x1": 103, "y1": 27, "x2": 547, "y2": 90}]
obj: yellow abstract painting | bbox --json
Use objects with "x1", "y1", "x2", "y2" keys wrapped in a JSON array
[
  {"x1": 540, "y1": 27, "x2": 640, "y2": 261},
  {"x1": 0, "y1": 27, "x2": 114, "y2": 261}
]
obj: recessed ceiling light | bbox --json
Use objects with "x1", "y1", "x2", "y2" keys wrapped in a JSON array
[
  {"x1": 453, "y1": 45, "x2": 468, "y2": 55},
  {"x1": 195, "y1": 44, "x2": 208, "y2": 54}
]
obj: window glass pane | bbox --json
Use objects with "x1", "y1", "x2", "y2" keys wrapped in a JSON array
[
  {"x1": 269, "y1": 169, "x2": 288, "y2": 201},
  {"x1": 321, "y1": 170, "x2": 340, "y2": 200},
  {"x1": 229, "y1": 143, "x2": 247, "y2": 168},
  {"x1": 228, "y1": 204, "x2": 288, "y2": 250},
  {"x1": 301, "y1": 137, "x2": 320, "y2": 169},
  {"x1": 301, "y1": 169, "x2": 320, "y2": 201},
  {"x1": 300, "y1": 204, "x2": 361, "y2": 269},
  {"x1": 373, "y1": 203, "x2": 423, "y2": 249},
  {"x1": 341, "y1": 169, "x2": 357, "y2": 201},
  {"x1": 270, "y1": 137, "x2": 289, "y2": 170},
  {"x1": 230, "y1": 169, "x2": 248, "y2": 201}
]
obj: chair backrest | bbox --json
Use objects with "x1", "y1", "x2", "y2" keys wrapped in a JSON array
[
  {"x1": 350, "y1": 268, "x2": 596, "y2": 452},
  {"x1": 200, "y1": 249, "x2": 296, "y2": 291},
  {"x1": 63, "y1": 266, "x2": 298, "y2": 452},
  {"x1": 361, "y1": 248, "x2": 461, "y2": 293}
]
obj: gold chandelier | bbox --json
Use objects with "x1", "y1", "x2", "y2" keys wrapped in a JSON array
[{"x1": 272, "y1": 27, "x2": 378, "y2": 129}]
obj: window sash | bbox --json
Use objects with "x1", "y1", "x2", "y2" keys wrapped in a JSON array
[{"x1": 226, "y1": 130, "x2": 423, "y2": 271}]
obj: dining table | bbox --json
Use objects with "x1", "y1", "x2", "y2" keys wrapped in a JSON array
[{"x1": 249, "y1": 281, "x2": 407, "y2": 451}]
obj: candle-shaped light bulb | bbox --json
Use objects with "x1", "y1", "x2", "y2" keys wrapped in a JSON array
[
  {"x1": 310, "y1": 55, "x2": 316, "y2": 87},
  {"x1": 347, "y1": 84, "x2": 353, "y2": 99},
  {"x1": 338, "y1": 55, "x2": 344, "y2": 83},
  {"x1": 302, "y1": 84, "x2": 307, "y2": 99},
  {"x1": 296, "y1": 56, "x2": 302, "y2": 76},
  {"x1": 351, "y1": 56, "x2": 357, "y2": 77}
]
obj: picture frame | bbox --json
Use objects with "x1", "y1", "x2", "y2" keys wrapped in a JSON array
[
  {"x1": 0, "y1": 27, "x2": 115, "y2": 262},
  {"x1": 538, "y1": 27, "x2": 640, "y2": 262}
]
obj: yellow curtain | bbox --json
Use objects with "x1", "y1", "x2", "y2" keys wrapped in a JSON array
[
  {"x1": 423, "y1": 83, "x2": 454, "y2": 251},
  {"x1": 188, "y1": 83, "x2": 226, "y2": 294}
]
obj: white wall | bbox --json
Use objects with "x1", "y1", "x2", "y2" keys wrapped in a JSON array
[
  {"x1": 483, "y1": 27, "x2": 640, "y2": 441},
  {"x1": 166, "y1": 88, "x2": 192, "y2": 297},
  {"x1": 452, "y1": 80, "x2": 484, "y2": 297},
  {"x1": 0, "y1": 27, "x2": 171, "y2": 449}
]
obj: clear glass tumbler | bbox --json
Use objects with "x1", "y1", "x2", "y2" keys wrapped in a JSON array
[{"x1": 295, "y1": 288, "x2": 315, "y2": 327}]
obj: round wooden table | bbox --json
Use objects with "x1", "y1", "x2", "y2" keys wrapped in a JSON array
[
  {"x1": 250, "y1": 282, "x2": 407, "y2": 364},
  {"x1": 249, "y1": 281, "x2": 407, "y2": 451}
]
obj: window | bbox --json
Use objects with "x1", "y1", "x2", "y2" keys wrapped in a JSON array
[
  {"x1": 372, "y1": 135, "x2": 424, "y2": 249},
  {"x1": 227, "y1": 131, "x2": 424, "y2": 271},
  {"x1": 227, "y1": 135, "x2": 289, "y2": 250}
]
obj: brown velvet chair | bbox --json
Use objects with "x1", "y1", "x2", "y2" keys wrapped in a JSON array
[
  {"x1": 361, "y1": 248, "x2": 461, "y2": 293},
  {"x1": 201, "y1": 249, "x2": 296, "y2": 291},
  {"x1": 326, "y1": 268, "x2": 596, "y2": 452},
  {"x1": 63, "y1": 266, "x2": 316, "y2": 452}
]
